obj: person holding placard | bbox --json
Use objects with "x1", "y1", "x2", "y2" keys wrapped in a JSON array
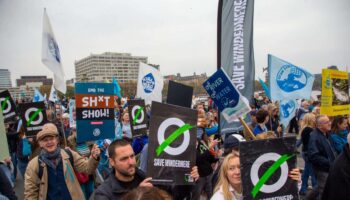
[{"x1": 211, "y1": 152, "x2": 301, "y2": 200}]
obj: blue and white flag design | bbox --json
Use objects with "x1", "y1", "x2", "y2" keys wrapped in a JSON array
[
  {"x1": 279, "y1": 99, "x2": 298, "y2": 128},
  {"x1": 259, "y1": 78, "x2": 270, "y2": 99},
  {"x1": 42, "y1": 9, "x2": 66, "y2": 94},
  {"x1": 136, "y1": 63, "x2": 163, "y2": 105},
  {"x1": 33, "y1": 88, "x2": 45, "y2": 102},
  {"x1": 203, "y1": 68, "x2": 251, "y2": 123},
  {"x1": 49, "y1": 84, "x2": 58, "y2": 102},
  {"x1": 268, "y1": 54, "x2": 314, "y2": 101}
]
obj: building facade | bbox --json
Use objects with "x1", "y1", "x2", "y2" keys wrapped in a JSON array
[
  {"x1": 16, "y1": 76, "x2": 52, "y2": 87},
  {"x1": 0, "y1": 69, "x2": 12, "y2": 89},
  {"x1": 75, "y1": 52, "x2": 148, "y2": 83}
]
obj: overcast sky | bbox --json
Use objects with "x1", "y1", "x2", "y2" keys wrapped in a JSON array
[{"x1": 0, "y1": 0, "x2": 349, "y2": 86}]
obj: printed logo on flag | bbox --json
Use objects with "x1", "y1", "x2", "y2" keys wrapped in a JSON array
[
  {"x1": 276, "y1": 65, "x2": 308, "y2": 92},
  {"x1": 48, "y1": 35, "x2": 61, "y2": 62},
  {"x1": 142, "y1": 73, "x2": 155, "y2": 93},
  {"x1": 280, "y1": 100, "x2": 296, "y2": 118}
]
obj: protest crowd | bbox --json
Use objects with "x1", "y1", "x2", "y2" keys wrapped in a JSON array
[
  {"x1": 1, "y1": 84, "x2": 349, "y2": 200},
  {"x1": 0, "y1": 2, "x2": 349, "y2": 200}
]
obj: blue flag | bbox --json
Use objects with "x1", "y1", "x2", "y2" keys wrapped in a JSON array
[
  {"x1": 279, "y1": 99, "x2": 298, "y2": 128},
  {"x1": 33, "y1": 88, "x2": 45, "y2": 102},
  {"x1": 268, "y1": 54, "x2": 315, "y2": 101},
  {"x1": 259, "y1": 78, "x2": 270, "y2": 99},
  {"x1": 112, "y1": 77, "x2": 122, "y2": 98},
  {"x1": 203, "y1": 68, "x2": 251, "y2": 123}
]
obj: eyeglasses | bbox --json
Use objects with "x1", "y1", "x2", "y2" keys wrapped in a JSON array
[{"x1": 319, "y1": 121, "x2": 331, "y2": 125}]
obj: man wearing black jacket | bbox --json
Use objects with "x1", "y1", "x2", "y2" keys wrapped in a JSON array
[
  {"x1": 307, "y1": 115, "x2": 337, "y2": 200},
  {"x1": 322, "y1": 133, "x2": 350, "y2": 200}
]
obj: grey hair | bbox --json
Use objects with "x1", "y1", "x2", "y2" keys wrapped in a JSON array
[{"x1": 316, "y1": 115, "x2": 328, "y2": 126}]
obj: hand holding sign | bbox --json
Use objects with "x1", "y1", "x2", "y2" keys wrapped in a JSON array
[{"x1": 139, "y1": 177, "x2": 153, "y2": 188}]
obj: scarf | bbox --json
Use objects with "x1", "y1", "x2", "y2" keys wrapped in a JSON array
[{"x1": 39, "y1": 147, "x2": 61, "y2": 170}]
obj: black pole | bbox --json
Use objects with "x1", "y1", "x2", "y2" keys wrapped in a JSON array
[{"x1": 217, "y1": 0, "x2": 223, "y2": 135}]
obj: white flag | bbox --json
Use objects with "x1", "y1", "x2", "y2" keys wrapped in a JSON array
[
  {"x1": 49, "y1": 84, "x2": 58, "y2": 102},
  {"x1": 42, "y1": 9, "x2": 66, "y2": 94},
  {"x1": 136, "y1": 63, "x2": 164, "y2": 105}
]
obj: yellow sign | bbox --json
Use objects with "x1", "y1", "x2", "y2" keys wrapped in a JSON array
[{"x1": 320, "y1": 69, "x2": 350, "y2": 116}]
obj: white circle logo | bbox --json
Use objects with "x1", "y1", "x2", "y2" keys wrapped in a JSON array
[
  {"x1": 250, "y1": 153, "x2": 289, "y2": 193},
  {"x1": 157, "y1": 118, "x2": 190, "y2": 156},
  {"x1": 93, "y1": 128, "x2": 101, "y2": 136},
  {"x1": 131, "y1": 105, "x2": 144, "y2": 124},
  {"x1": 25, "y1": 108, "x2": 43, "y2": 126},
  {"x1": 0, "y1": 98, "x2": 11, "y2": 114}
]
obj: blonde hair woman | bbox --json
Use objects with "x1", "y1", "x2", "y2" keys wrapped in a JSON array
[
  {"x1": 299, "y1": 113, "x2": 317, "y2": 195},
  {"x1": 211, "y1": 153, "x2": 301, "y2": 200},
  {"x1": 211, "y1": 152, "x2": 242, "y2": 200}
]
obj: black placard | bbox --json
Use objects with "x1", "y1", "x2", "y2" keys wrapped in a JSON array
[
  {"x1": 166, "y1": 81, "x2": 193, "y2": 108},
  {"x1": 147, "y1": 101, "x2": 197, "y2": 185},
  {"x1": 0, "y1": 90, "x2": 17, "y2": 122},
  {"x1": 19, "y1": 102, "x2": 48, "y2": 137},
  {"x1": 240, "y1": 137, "x2": 298, "y2": 200},
  {"x1": 127, "y1": 99, "x2": 148, "y2": 138}
]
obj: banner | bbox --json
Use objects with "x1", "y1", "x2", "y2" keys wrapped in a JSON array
[
  {"x1": 259, "y1": 78, "x2": 270, "y2": 99},
  {"x1": 203, "y1": 69, "x2": 251, "y2": 123},
  {"x1": 75, "y1": 83, "x2": 115, "y2": 142},
  {"x1": 268, "y1": 54, "x2": 315, "y2": 101},
  {"x1": 166, "y1": 81, "x2": 193, "y2": 108},
  {"x1": 127, "y1": 99, "x2": 148, "y2": 138},
  {"x1": 112, "y1": 77, "x2": 122, "y2": 98},
  {"x1": 279, "y1": 99, "x2": 298, "y2": 129},
  {"x1": 218, "y1": 0, "x2": 255, "y2": 135},
  {"x1": 33, "y1": 88, "x2": 45, "y2": 102},
  {"x1": 19, "y1": 102, "x2": 48, "y2": 137},
  {"x1": 42, "y1": 9, "x2": 66, "y2": 94},
  {"x1": 49, "y1": 84, "x2": 58, "y2": 102},
  {"x1": 240, "y1": 137, "x2": 298, "y2": 200},
  {"x1": 147, "y1": 102, "x2": 197, "y2": 185},
  {"x1": 68, "y1": 99, "x2": 76, "y2": 128},
  {"x1": 136, "y1": 63, "x2": 164, "y2": 105},
  {"x1": 320, "y1": 69, "x2": 350, "y2": 116},
  {"x1": 0, "y1": 90, "x2": 17, "y2": 122},
  {"x1": 0, "y1": 110, "x2": 10, "y2": 161}
]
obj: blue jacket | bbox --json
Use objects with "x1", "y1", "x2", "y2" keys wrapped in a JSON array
[
  {"x1": 308, "y1": 128, "x2": 337, "y2": 172},
  {"x1": 330, "y1": 130, "x2": 349, "y2": 154}
]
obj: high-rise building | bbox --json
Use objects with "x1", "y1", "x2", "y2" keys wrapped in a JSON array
[
  {"x1": 0, "y1": 69, "x2": 12, "y2": 89},
  {"x1": 75, "y1": 52, "x2": 149, "y2": 83},
  {"x1": 16, "y1": 76, "x2": 53, "y2": 87}
]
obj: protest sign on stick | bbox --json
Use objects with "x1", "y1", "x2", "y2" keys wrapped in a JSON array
[
  {"x1": 128, "y1": 99, "x2": 148, "y2": 138},
  {"x1": 19, "y1": 102, "x2": 48, "y2": 137},
  {"x1": 0, "y1": 90, "x2": 17, "y2": 123}
]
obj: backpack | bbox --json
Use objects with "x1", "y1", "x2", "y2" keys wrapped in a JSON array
[{"x1": 38, "y1": 149, "x2": 74, "y2": 179}]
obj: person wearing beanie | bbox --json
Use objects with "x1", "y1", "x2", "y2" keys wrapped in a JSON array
[{"x1": 24, "y1": 123, "x2": 101, "y2": 200}]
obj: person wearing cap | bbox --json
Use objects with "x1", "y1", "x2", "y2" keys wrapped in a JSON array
[{"x1": 24, "y1": 123, "x2": 101, "y2": 200}]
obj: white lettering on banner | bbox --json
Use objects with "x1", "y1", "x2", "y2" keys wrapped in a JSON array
[
  {"x1": 204, "y1": 78, "x2": 224, "y2": 92},
  {"x1": 260, "y1": 194, "x2": 294, "y2": 200},
  {"x1": 82, "y1": 96, "x2": 111, "y2": 107},
  {"x1": 4, "y1": 112, "x2": 16, "y2": 119},
  {"x1": 82, "y1": 109, "x2": 110, "y2": 119},
  {"x1": 153, "y1": 158, "x2": 190, "y2": 168},
  {"x1": 28, "y1": 126, "x2": 43, "y2": 131},
  {"x1": 133, "y1": 124, "x2": 147, "y2": 130},
  {"x1": 232, "y1": 0, "x2": 246, "y2": 90}
]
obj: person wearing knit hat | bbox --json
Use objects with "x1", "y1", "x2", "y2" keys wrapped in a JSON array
[
  {"x1": 24, "y1": 123, "x2": 101, "y2": 200},
  {"x1": 223, "y1": 134, "x2": 246, "y2": 156}
]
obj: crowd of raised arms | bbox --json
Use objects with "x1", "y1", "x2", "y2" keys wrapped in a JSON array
[{"x1": 1, "y1": 92, "x2": 349, "y2": 200}]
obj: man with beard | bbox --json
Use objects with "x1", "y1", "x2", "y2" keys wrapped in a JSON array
[{"x1": 94, "y1": 139, "x2": 199, "y2": 199}]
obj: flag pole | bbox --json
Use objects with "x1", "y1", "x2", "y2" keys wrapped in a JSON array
[{"x1": 239, "y1": 117, "x2": 256, "y2": 140}]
